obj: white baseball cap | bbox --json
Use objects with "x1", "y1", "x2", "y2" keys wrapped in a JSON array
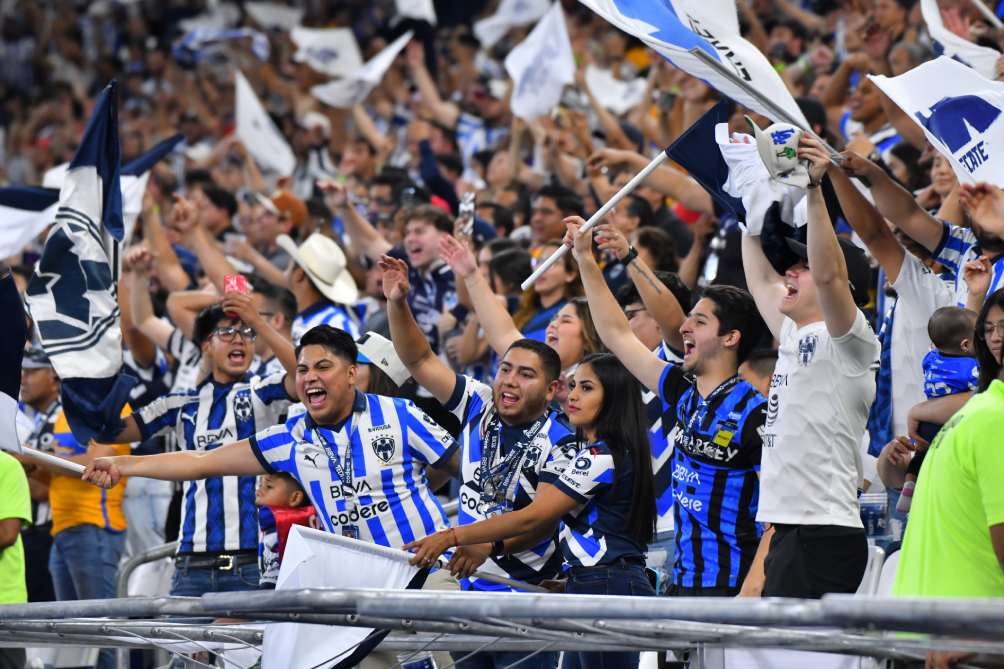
[
  {"x1": 277, "y1": 233, "x2": 359, "y2": 305},
  {"x1": 745, "y1": 116, "x2": 811, "y2": 189}
]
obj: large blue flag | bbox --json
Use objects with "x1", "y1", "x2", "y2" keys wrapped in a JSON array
[{"x1": 25, "y1": 81, "x2": 136, "y2": 445}]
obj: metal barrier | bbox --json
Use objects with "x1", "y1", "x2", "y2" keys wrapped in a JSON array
[{"x1": 116, "y1": 541, "x2": 178, "y2": 598}]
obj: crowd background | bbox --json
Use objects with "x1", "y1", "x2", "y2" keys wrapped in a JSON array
[{"x1": 2, "y1": 0, "x2": 1004, "y2": 667}]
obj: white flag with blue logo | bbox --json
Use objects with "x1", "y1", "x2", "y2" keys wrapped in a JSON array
[
  {"x1": 577, "y1": 0, "x2": 808, "y2": 128},
  {"x1": 920, "y1": 0, "x2": 999, "y2": 80},
  {"x1": 505, "y1": 3, "x2": 575, "y2": 120},
  {"x1": 870, "y1": 57, "x2": 1004, "y2": 186},
  {"x1": 290, "y1": 26, "x2": 364, "y2": 78},
  {"x1": 311, "y1": 31, "x2": 413, "y2": 109}
]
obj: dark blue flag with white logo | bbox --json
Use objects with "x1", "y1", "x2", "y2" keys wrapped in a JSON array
[{"x1": 25, "y1": 81, "x2": 137, "y2": 445}]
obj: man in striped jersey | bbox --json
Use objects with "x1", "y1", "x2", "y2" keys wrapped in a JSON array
[
  {"x1": 281, "y1": 232, "x2": 363, "y2": 345},
  {"x1": 89, "y1": 292, "x2": 298, "y2": 596},
  {"x1": 572, "y1": 218, "x2": 769, "y2": 598},
  {"x1": 382, "y1": 255, "x2": 573, "y2": 669}
]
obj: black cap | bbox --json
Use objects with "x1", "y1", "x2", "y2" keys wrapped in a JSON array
[
  {"x1": 783, "y1": 236, "x2": 872, "y2": 307},
  {"x1": 22, "y1": 346, "x2": 52, "y2": 370}
]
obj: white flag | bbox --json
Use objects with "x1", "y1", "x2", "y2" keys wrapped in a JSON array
[
  {"x1": 235, "y1": 71, "x2": 296, "y2": 176},
  {"x1": 579, "y1": 0, "x2": 809, "y2": 128},
  {"x1": 0, "y1": 394, "x2": 34, "y2": 455},
  {"x1": 311, "y1": 31, "x2": 413, "y2": 109},
  {"x1": 505, "y1": 3, "x2": 575, "y2": 120},
  {"x1": 584, "y1": 65, "x2": 648, "y2": 115},
  {"x1": 474, "y1": 0, "x2": 551, "y2": 49},
  {"x1": 245, "y1": 1, "x2": 304, "y2": 31},
  {"x1": 395, "y1": 0, "x2": 437, "y2": 25},
  {"x1": 870, "y1": 56, "x2": 1004, "y2": 186},
  {"x1": 920, "y1": 0, "x2": 1000, "y2": 80},
  {"x1": 290, "y1": 27, "x2": 364, "y2": 78},
  {"x1": 263, "y1": 526, "x2": 420, "y2": 669}
]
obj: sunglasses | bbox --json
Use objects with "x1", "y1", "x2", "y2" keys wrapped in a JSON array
[{"x1": 213, "y1": 326, "x2": 257, "y2": 342}]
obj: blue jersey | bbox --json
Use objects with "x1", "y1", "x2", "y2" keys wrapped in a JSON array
[
  {"x1": 135, "y1": 371, "x2": 294, "y2": 554},
  {"x1": 552, "y1": 441, "x2": 647, "y2": 568},
  {"x1": 658, "y1": 365, "x2": 765, "y2": 589},
  {"x1": 445, "y1": 374, "x2": 576, "y2": 590},
  {"x1": 292, "y1": 300, "x2": 361, "y2": 345},
  {"x1": 647, "y1": 343, "x2": 683, "y2": 534},
  {"x1": 250, "y1": 391, "x2": 457, "y2": 550},
  {"x1": 922, "y1": 350, "x2": 979, "y2": 399},
  {"x1": 933, "y1": 221, "x2": 1004, "y2": 307}
]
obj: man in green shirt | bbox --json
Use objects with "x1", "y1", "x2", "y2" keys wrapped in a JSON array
[
  {"x1": 0, "y1": 450, "x2": 31, "y2": 669},
  {"x1": 894, "y1": 379, "x2": 1004, "y2": 598}
]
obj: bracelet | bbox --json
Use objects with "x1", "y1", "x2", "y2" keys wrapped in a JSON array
[
  {"x1": 449, "y1": 527, "x2": 459, "y2": 548},
  {"x1": 807, "y1": 182, "x2": 820, "y2": 189},
  {"x1": 490, "y1": 539, "x2": 505, "y2": 557},
  {"x1": 620, "y1": 246, "x2": 639, "y2": 266}
]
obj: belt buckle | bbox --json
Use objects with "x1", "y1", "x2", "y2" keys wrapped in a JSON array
[{"x1": 217, "y1": 554, "x2": 234, "y2": 571}]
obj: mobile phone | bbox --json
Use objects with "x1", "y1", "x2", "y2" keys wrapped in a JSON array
[
  {"x1": 458, "y1": 192, "x2": 476, "y2": 236},
  {"x1": 223, "y1": 274, "x2": 249, "y2": 318}
]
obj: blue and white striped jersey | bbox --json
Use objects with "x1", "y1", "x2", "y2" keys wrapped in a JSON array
[
  {"x1": 933, "y1": 221, "x2": 1004, "y2": 307},
  {"x1": 553, "y1": 441, "x2": 648, "y2": 568},
  {"x1": 647, "y1": 342, "x2": 683, "y2": 535},
  {"x1": 291, "y1": 300, "x2": 362, "y2": 345},
  {"x1": 922, "y1": 350, "x2": 979, "y2": 399},
  {"x1": 134, "y1": 371, "x2": 293, "y2": 554},
  {"x1": 445, "y1": 374, "x2": 576, "y2": 591},
  {"x1": 456, "y1": 112, "x2": 508, "y2": 176},
  {"x1": 249, "y1": 391, "x2": 457, "y2": 550}
]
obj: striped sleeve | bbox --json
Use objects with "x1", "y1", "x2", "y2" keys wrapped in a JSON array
[
  {"x1": 931, "y1": 221, "x2": 976, "y2": 278},
  {"x1": 540, "y1": 433, "x2": 578, "y2": 484},
  {"x1": 248, "y1": 424, "x2": 295, "y2": 474},
  {"x1": 443, "y1": 373, "x2": 491, "y2": 425},
  {"x1": 553, "y1": 447, "x2": 616, "y2": 507},
  {"x1": 252, "y1": 370, "x2": 295, "y2": 404},
  {"x1": 134, "y1": 393, "x2": 190, "y2": 441},
  {"x1": 401, "y1": 400, "x2": 458, "y2": 466}
]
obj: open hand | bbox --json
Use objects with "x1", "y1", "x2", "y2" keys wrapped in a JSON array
[
  {"x1": 438, "y1": 235, "x2": 478, "y2": 279},
  {"x1": 960, "y1": 183, "x2": 1004, "y2": 239},
  {"x1": 378, "y1": 255, "x2": 412, "y2": 302},
  {"x1": 82, "y1": 457, "x2": 121, "y2": 488}
]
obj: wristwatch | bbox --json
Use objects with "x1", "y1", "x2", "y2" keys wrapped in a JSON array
[
  {"x1": 490, "y1": 540, "x2": 506, "y2": 558},
  {"x1": 619, "y1": 246, "x2": 639, "y2": 266}
]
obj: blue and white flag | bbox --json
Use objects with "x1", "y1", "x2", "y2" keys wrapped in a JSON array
[
  {"x1": 25, "y1": 81, "x2": 136, "y2": 445},
  {"x1": 311, "y1": 31, "x2": 413, "y2": 109},
  {"x1": 921, "y1": 0, "x2": 999, "y2": 80},
  {"x1": 870, "y1": 56, "x2": 1004, "y2": 186},
  {"x1": 577, "y1": 0, "x2": 808, "y2": 128},
  {"x1": 505, "y1": 3, "x2": 575, "y2": 120},
  {"x1": 290, "y1": 26, "x2": 364, "y2": 78},
  {"x1": 173, "y1": 27, "x2": 270, "y2": 66}
]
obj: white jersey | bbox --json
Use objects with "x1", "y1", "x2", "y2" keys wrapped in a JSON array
[{"x1": 758, "y1": 311, "x2": 880, "y2": 528}]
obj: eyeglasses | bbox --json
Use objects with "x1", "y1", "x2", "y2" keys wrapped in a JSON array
[
  {"x1": 982, "y1": 320, "x2": 1004, "y2": 338},
  {"x1": 213, "y1": 326, "x2": 257, "y2": 342}
]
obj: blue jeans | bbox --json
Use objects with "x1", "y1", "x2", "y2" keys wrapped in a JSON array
[
  {"x1": 169, "y1": 560, "x2": 260, "y2": 596},
  {"x1": 454, "y1": 650, "x2": 558, "y2": 669},
  {"x1": 561, "y1": 562, "x2": 655, "y2": 669},
  {"x1": 49, "y1": 524, "x2": 126, "y2": 669}
]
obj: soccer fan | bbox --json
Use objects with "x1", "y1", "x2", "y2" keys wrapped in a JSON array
[
  {"x1": 0, "y1": 449, "x2": 30, "y2": 669},
  {"x1": 382, "y1": 254, "x2": 575, "y2": 669},
  {"x1": 742, "y1": 136, "x2": 880, "y2": 598},
  {"x1": 569, "y1": 216, "x2": 769, "y2": 597}
]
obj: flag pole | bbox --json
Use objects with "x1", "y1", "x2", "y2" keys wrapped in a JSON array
[
  {"x1": 687, "y1": 48, "x2": 841, "y2": 157},
  {"x1": 519, "y1": 151, "x2": 670, "y2": 290},
  {"x1": 968, "y1": 0, "x2": 1003, "y2": 29},
  {"x1": 19, "y1": 446, "x2": 86, "y2": 476}
]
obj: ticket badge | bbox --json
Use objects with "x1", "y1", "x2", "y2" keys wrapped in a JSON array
[{"x1": 341, "y1": 524, "x2": 360, "y2": 540}]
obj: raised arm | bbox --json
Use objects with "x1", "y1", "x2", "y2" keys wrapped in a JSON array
[
  {"x1": 319, "y1": 179, "x2": 392, "y2": 260},
  {"x1": 589, "y1": 148, "x2": 714, "y2": 214},
  {"x1": 799, "y1": 137, "x2": 859, "y2": 337},
  {"x1": 380, "y1": 255, "x2": 458, "y2": 404},
  {"x1": 839, "y1": 152, "x2": 945, "y2": 252},
  {"x1": 567, "y1": 217, "x2": 666, "y2": 392},
  {"x1": 220, "y1": 290, "x2": 297, "y2": 397},
  {"x1": 740, "y1": 235, "x2": 786, "y2": 340},
  {"x1": 142, "y1": 193, "x2": 191, "y2": 292},
  {"x1": 82, "y1": 439, "x2": 265, "y2": 489},
  {"x1": 405, "y1": 41, "x2": 460, "y2": 129},
  {"x1": 166, "y1": 288, "x2": 219, "y2": 343},
  {"x1": 172, "y1": 195, "x2": 239, "y2": 293},
  {"x1": 439, "y1": 235, "x2": 521, "y2": 356},
  {"x1": 120, "y1": 246, "x2": 159, "y2": 366},
  {"x1": 126, "y1": 248, "x2": 174, "y2": 350}
]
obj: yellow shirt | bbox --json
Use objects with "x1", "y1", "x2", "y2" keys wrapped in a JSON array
[{"x1": 49, "y1": 408, "x2": 131, "y2": 536}]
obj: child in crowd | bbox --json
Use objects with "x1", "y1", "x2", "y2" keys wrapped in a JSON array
[
  {"x1": 898, "y1": 307, "x2": 979, "y2": 512},
  {"x1": 256, "y1": 473, "x2": 317, "y2": 588}
]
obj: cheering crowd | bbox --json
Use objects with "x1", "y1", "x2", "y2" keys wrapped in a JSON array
[{"x1": 2, "y1": 0, "x2": 1004, "y2": 668}]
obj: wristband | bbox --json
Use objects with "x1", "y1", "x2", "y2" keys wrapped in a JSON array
[
  {"x1": 620, "y1": 246, "x2": 639, "y2": 266},
  {"x1": 449, "y1": 527, "x2": 459, "y2": 548},
  {"x1": 490, "y1": 539, "x2": 506, "y2": 557}
]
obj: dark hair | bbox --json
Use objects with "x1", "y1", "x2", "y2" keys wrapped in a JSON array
[
  {"x1": 485, "y1": 237, "x2": 519, "y2": 256},
  {"x1": 193, "y1": 305, "x2": 229, "y2": 346},
  {"x1": 567, "y1": 297, "x2": 606, "y2": 360},
  {"x1": 536, "y1": 184, "x2": 585, "y2": 218},
  {"x1": 404, "y1": 203, "x2": 454, "y2": 234},
  {"x1": 928, "y1": 306, "x2": 977, "y2": 354},
  {"x1": 435, "y1": 153, "x2": 463, "y2": 176},
  {"x1": 624, "y1": 195, "x2": 653, "y2": 229},
  {"x1": 483, "y1": 203, "x2": 516, "y2": 236},
  {"x1": 702, "y1": 285, "x2": 768, "y2": 364},
  {"x1": 295, "y1": 325, "x2": 358, "y2": 364},
  {"x1": 501, "y1": 181, "x2": 532, "y2": 222},
  {"x1": 203, "y1": 185, "x2": 238, "y2": 217},
  {"x1": 512, "y1": 240, "x2": 582, "y2": 329},
  {"x1": 489, "y1": 249, "x2": 533, "y2": 294},
  {"x1": 255, "y1": 281, "x2": 298, "y2": 324},
  {"x1": 504, "y1": 339, "x2": 562, "y2": 382},
  {"x1": 634, "y1": 227, "x2": 679, "y2": 273},
  {"x1": 272, "y1": 472, "x2": 311, "y2": 507},
  {"x1": 974, "y1": 288, "x2": 1004, "y2": 391},
  {"x1": 617, "y1": 271, "x2": 692, "y2": 313},
  {"x1": 576, "y1": 353, "x2": 656, "y2": 545},
  {"x1": 742, "y1": 348, "x2": 779, "y2": 380}
]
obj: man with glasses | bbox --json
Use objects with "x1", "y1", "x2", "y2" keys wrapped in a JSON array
[{"x1": 102, "y1": 291, "x2": 297, "y2": 596}]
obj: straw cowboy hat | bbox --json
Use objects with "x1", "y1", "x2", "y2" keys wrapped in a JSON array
[{"x1": 276, "y1": 232, "x2": 359, "y2": 305}]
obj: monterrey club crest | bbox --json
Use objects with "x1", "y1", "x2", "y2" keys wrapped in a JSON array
[
  {"x1": 797, "y1": 334, "x2": 818, "y2": 366},
  {"x1": 372, "y1": 436, "x2": 396, "y2": 463},
  {"x1": 233, "y1": 392, "x2": 253, "y2": 421}
]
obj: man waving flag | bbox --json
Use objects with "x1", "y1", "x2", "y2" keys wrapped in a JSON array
[
  {"x1": 24, "y1": 81, "x2": 137, "y2": 446},
  {"x1": 578, "y1": 0, "x2": 809, "y2": 128}
]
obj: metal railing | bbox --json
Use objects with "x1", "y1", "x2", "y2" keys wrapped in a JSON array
[{"x1": 116, "y1": 541, "x2": 178, "y2": 598}]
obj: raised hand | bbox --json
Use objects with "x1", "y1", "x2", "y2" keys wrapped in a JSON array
[
  {"x1": 959, "y1": 183, "x2": 1004, "y2": 239},
  {"x1": 378, "y1": 255, "x2": 412, "y2": 302},
  {"x1": 837, "y1": 150, "x2": 881, "y2": 179},
  {"x1": 123, "y1": 243, "x2": 153, "y2": 275},
  {"x1": 594, "y1": 223, "x2": 630, "y2": 261},
  {"x1": 963, "y1": 255, "x2": 992, "y2": 301},
  {"x1": 317, "y1": 178, "x2": 348, "y2": 211},
  {"x1": 796, "y1": 134, "x2": 832, "y2": 187},
  {"x1": 438, "y1": 235, "x2": 478, "y2": 279},
  {"x1": 170, "y1": 194, "x2": 198, "y2": 236},
  {"x1": 220, "y1": 290, "x2": 260, "y2": 326},
  {"x1": 82, "y1": 457, "x2": 121, "y2": 488},
  {"x1": 564, "y1": 216, "x2": 595, "y2": 264}
]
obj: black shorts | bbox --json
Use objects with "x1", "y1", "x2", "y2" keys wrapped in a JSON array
[{"x1": 762, "y1": 524, "x2": 868, "y2": 599}]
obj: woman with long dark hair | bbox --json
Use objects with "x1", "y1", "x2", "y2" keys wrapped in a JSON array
[
  {"x1": 974, "y1": 287, "x2": 1004, "y2": 392},
  {"x1": 405, "y1": 352, "x2": 657, "y2": 669}
]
